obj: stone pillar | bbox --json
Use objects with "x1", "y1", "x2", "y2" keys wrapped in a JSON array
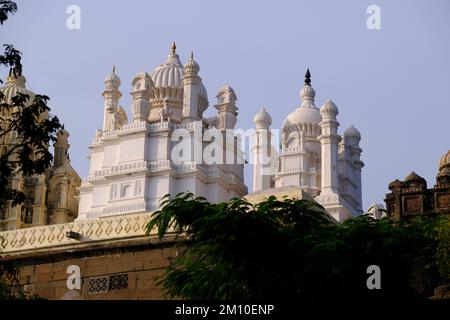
[
  {"x1": 32, "y1": 174, "x2": 47, "y2": 226},
  {"x1": 319, "y1": 100, "x2": 340, "y2": 193},
  {"x1": 252, "y1": 108, "x2": 272, "y2": 192},
  {"x1": 181, "y1": 52, "x2": 201, "y2": 124},
  {"x1": 130, "y1": 72, "x2": 153, "y2": 122},
  {"x1": 102, "y1": 66, "x2": 122, "y2": 131}
]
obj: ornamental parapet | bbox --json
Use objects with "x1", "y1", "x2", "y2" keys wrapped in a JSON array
[{"x1": 0, "y1": 211, "x2": 158, "y2": 255}]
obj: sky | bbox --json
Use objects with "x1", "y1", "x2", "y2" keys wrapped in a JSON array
[{"x1": 1, "y1": 0, "x2": 449, "y2": 209}]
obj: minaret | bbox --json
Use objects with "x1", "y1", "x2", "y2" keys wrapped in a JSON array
[
  {"x1": 252, "y1": 108, "x2": 272, "y2": 192},
  {"x1": 130, "y1": 72, "x2": 153, "y2": 122},
  {"x1": 343, "y1": 125, "x2": 364, "y2": 211},
  {"x1": 102, "y1": 66, "x2": 122, "y2": 131},
  {"x1": 319, "y1": 99, "x2": 340, "y2": 193},
  {"x1": 54, "y1": 129, "x2": 70, "y2": 167},
  {"x1": 181, "y1": 52, "x2": 201, "y2": 123}
]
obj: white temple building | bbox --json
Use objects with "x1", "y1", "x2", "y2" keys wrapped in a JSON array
[
  {"x1": 251, "y1": 70, "x2": 364, "y2": 222},
  {"x1": 77, "y1": 43, "x2": 247, "y2": 220}
]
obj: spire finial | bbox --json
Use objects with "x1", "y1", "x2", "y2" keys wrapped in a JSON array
[
  {"x1": 304, "y1": 68, "x2": 311, "y2": 85},
  {"x1": 171, "y1": 42, "x2": 176, "y2": 54},
  {"x1": 190, "y1": 51, "x2": 194, "y2": 60},
  {"x1": 112, "y1": 65, "x2": 116, "y2": 74}
]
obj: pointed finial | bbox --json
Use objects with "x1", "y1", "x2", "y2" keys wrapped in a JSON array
[
  {"x1": 171, "y1": 42, "x2": 176, "y2": 54},
  {"x1": 190, "y1": 51, "x2": 194, "y2": 60},
  {"x1": 112, "y1": 65, "x2": 116, "y2": 74},
  {"x1": 304, "y1": 68, "x2": 311, "y2": 85}
]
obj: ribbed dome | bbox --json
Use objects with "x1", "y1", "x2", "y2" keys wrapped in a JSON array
[
  {"x1": 184, "y1": 52, "x2": 199, "y2": 74},
  {"x1": 0, "y1": 75, "x2": 34, "y2": 104},
  {"x1": 151, "y1": 43, "x2": 184, "y2": 88},
  {"x1": 344, "y1": 125, "x2": 361, "y2": 140},
  {"x1": 283, "y1": 106, "x2": 321, "y2": 128},
  {"x1": 439, "y1": 150, "x2": 450, "y2": 170},
  {"x1": 253, "y1": 107, "x2": 272, "y2": 129},
  {"x1": 320, "y1": 99, "x2": 339, "y2": 118}
]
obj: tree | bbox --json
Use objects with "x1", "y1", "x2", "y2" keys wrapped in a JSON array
[
  {"x1": 147, "y1": 193, "x2": 446, "y2": 302},
  {"x1": 0, "y1": 1, "x2": 62, "y2": 207},
  {"x1": 0, "y1": 0, "x2": 61, "y2": 299}
]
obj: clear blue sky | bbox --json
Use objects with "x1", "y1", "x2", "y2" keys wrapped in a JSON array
[{"x1": 1, "y1": 0, "x2": 449, "y2": 209}]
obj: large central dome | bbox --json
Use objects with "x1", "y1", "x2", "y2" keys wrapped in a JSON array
[
  {"x1": 283, "y1": 106, "x2": 321, "y2": 128},
  {"x1": 151, "y1": 42, "x2": 184, "y2": 88}
]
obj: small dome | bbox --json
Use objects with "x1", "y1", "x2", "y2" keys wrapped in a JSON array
[
  {"x1": 283, "y1": 106, "x2": 321, "y2": 128},
  {"x1": 439, "y1": 150, "x2": 450, "y2": 170},
  {"x1": 104, "y1": 66, "x2": 121, "y2": 87},
  {"x1": 344, "y1": 125, "x2": 361, "y2": 140},
  {"x1": 404, "y1": 171, "x2": 426, "y2": 183},
  {"x1": 253, "y1": 107, "x2": 272, "y2": 129},
  {"x1": 151, "y1": 42, "x2": 184, "y2": 88},
  {"x1": 0, "y1": 75, "x2": 34, "y2": 104},
  {"x1": 300, "y1": 85, "x2": 316, "y2": 107},
  {"x1": 184, "y1": 52, "x2": 199, "y2": 74},
  {"x1": 56, "y1": 129, "x2": 70, "y2": 143},
  {"x1": 320, "y1": 99, "x2": 339, "y2": 118}
]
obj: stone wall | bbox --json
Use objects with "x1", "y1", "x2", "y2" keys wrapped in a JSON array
[{"x1": 2, "y1": 236, "x2": 185, "y2": 300}]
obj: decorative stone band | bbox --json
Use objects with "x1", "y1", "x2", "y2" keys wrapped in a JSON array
[
  {"x1": 82, "y1": 201, "x2": 147, "y2": 219},
  {"x1": 276, "y1": 167, "x2": 318, "y2": 174},
  {"x1": 0, "y1": 211, "x2": 162, "y2": 255},
  {"x1": 82, "y1": 161, "x2": 244, "y2": 183},
  {"x1": 91, "y1": 120, "x2": 200, "y2": 144}
]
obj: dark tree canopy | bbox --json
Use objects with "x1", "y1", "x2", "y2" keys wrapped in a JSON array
[
  {"x1": 0, "y1": 1, "x2": 62, "y2": 207},
  {"x1": 0, "y1": 1, "x2": 61, "y2": 299},
  {"x1": 147, "y1": 193, "x2": 449, "y2": 301}
]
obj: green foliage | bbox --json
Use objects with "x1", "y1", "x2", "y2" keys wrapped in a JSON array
[
  {"x1": 0, "y1": 260, "x2": 41, "y2": 300},
  {"x1": 146, "y1": 193, "x2": 447, "y2": 301},
  {"x1": 0, "y1": 1, "x2": 55, "y2": 300},
  {"x1": 0, "y1": 1, "x2": 17, "y2": 25},
  {"x1": 410, "y1": 214, "x2": 450, "y2": 282},
  {"x1": 0, "y1": 1, "x2": 62, "y2": 207}
]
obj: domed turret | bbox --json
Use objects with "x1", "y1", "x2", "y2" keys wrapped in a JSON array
[
  {"x1": 344, "y1": 125, "x2": 361, "y2": 140},
  {"x1": 183, "y1": 52, "x2": 207, "y2": 101},
  {"x1": 343, "y1": 125, "x2": 361, "y2": 146},
  {"x1": 253, "y1": 107, "x2": 272, "y2": 129},
  {"x1": 437, "y1": 150, "x2": 450, "y2": 184},
  {"x1": 104, "y1": 66, "x2": 121, "y2": 89},
  {"x1": 439, "y1": 150, "x2": 450, "y2": 170},
  {"x1": 320, "y1": 99, "x2": 339, "y2": 119},
  {"x1": 184, "y1": 51, "x2": 199, "y2": 75}
]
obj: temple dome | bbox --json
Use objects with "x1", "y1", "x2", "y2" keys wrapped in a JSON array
[
  {"x1": 151, "y1": 42, "x2": 184, "y2": 88},
  {"x1": 282, "y1": 106, "x2": 321, "y2": 128},
  {"x1": 0, "y1": 75, "x2": 34, "y2": 104}
]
